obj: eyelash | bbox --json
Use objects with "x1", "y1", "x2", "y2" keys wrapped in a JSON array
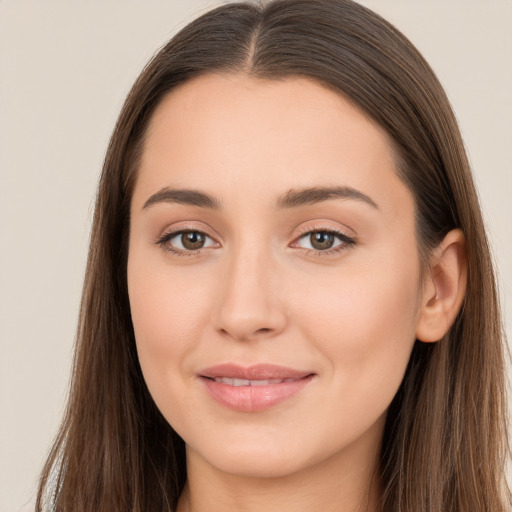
[
  {"x1": 156, "y1": 229, "x2": 216, "y2": 258},
  {"x1": 293, "y1": 225, "x2": 356, "y2": 257},
  {"x1": 156, "y1": 226, "x2": 356, "y2": 258}
]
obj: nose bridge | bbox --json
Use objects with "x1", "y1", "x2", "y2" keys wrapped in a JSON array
[{"x1": 214, "y1": 237, "x2": 286, "y2": 340}]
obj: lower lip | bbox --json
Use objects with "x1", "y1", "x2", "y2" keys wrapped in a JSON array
[{"x1": 201, "y1": 376, "x2": 314, "y2": 412}]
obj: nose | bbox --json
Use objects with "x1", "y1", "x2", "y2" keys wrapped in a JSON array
[{"x1": 213, "y1": 245, "x2": 287, "y2": 341}]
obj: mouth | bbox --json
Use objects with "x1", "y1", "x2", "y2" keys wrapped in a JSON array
[
  {"x1": 199, "y1": 364, "x2": 315, "y2": 412},
  {"x1": 208, "y1": 377, "x2": 300, "y2": 386}
]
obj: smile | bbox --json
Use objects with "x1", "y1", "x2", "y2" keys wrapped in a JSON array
[
  {"x1": 211, "y1": 377, "x2": 299, "y2": 386},
  {"x1": 199, "y1": 364, "x2": 315, "y2": 412}
]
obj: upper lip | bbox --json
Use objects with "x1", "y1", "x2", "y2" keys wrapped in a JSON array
[{"x1": 199, "y1": 363, "x2": 314, "y2": 380}]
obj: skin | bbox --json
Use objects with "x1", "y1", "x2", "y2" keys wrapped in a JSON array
[{"x1": 127, "y1": 74, "x2": 466, "y2": 512}]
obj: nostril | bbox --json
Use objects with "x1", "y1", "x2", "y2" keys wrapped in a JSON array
[{"x1": 218, "y1": 325, "x2": 276, "y2": 341}]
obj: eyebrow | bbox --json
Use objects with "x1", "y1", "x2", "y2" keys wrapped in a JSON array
[
  {"x1": 142, "y1": 185, "x2": 378, "y2": 211},
  {"x1": 142, "y1": 187, "x2": 221, "y2": 210},
  {"x1": 276, "y1": 186, "x2": 379, "y2": 210}
]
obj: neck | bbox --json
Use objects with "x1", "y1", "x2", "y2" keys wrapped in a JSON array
[{"x1": 177, "y1": 421, "x2": 383, "y2": 512}]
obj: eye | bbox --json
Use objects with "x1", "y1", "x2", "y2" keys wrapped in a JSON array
[
  {"x1": 158, "y1": 230, "x2": 217, "y2": 253},
  {"x1": 293, "y1": 229, "x2": 355, "y2": 253}
]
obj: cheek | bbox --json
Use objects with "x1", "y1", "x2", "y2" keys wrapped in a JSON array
[
  {"x1": 298, "y1": 255, "x2": 419, "y2": 335},
  {"x1": 127, "y1": 254, "x2": 214, "y2": 392},
  {"x1": 294, "y1": 252, "x2": 421, "y2": 407}
]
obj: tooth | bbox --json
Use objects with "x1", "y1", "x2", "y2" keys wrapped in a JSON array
[
  {"x1": 212, "y1": 377, "x2": 292, "y2": 386},
  {"x1": 250, "y1": 379, "x2": 270, "y2": 386},
  {"x1": 233, "y1": 378, "x2": 250, "y2": 386},
  {"x1": 214, "y1": 377, "x2": 234, "y2": 385}
]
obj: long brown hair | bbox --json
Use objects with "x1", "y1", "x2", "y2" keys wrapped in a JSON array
[{"x1": 37, "y1": 1, "x2": 510, "y2": 510}]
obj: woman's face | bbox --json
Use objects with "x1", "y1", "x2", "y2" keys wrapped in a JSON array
[{"x1": 128, "y1": 74, "x2": 424, "y2": 478}]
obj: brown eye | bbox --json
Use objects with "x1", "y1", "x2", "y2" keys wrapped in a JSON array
[
  {"x1": 181, "y1": 231, "x2": 206, "y2": 250},
  {"x1": 160, "y1": 229, "x2": 217, "y2": 253},
  {"x1": 310, "y1": 232, "x2": 335, "y2": 250},
  {"x1": 294, "y1": 229, "x2": 355, "y2": 253}
]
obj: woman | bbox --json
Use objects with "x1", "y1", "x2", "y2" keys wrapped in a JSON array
[{"x1": 36, "y1": 0, "x2": 510, "y2": 511}]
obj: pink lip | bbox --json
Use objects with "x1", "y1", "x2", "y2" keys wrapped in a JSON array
[{"x1": 199, "y1": 364, "x2": 315, "y2": 412}]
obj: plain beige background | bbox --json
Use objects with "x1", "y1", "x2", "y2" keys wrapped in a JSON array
[{"x1": 0, "y1": 1, "x2": 511, "y2": 511}]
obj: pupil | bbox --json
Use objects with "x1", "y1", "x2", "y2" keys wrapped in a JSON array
[
  {"x1": 311, "y1": 232, "x2": 334, "y2": 250},
  {"x1": 182, "y1": 231, "x2": 205, "y2": 250}
]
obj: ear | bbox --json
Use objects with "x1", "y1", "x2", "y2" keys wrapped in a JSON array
[{"x1": 416, "y1": 229, "x2": 467, "y2": 343}]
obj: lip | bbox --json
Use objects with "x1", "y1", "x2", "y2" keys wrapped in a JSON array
[{"x1": 199, "y1": 364, "x2": 315, "y2": 412}]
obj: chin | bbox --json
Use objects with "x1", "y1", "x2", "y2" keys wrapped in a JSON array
[
  {"x1": 196, "y1": 446, "x2": 311, "y2": 479},
  {"x1": 184, "y1": 425, "x2": 339, "y2": 480}
]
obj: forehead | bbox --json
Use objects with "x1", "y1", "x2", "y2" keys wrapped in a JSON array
[{"x1": 133, "y1": 73, "x2": 414, "y2": 220}]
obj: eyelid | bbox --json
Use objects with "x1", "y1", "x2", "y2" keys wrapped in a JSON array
[
  {"x1": 154, "y1": 220, "x2": 356, "y2": 257},
  {"x1": 156, "y1": 221, "x2": 219, "y2": 240},
  {"x1": 155, "y1": 222, "x2": 221, "y2": 256},
  {"x1": 290, "y1": 222, "x2": 357, "y2": 255},
  {"x1": 294, "y1": 221, "x2": 356, "y2": 241},
  {"x1": 295, "y1": 221, "x2": 353, "y2": 236},
  {"x1": 167, "y1": 231, "x2": 216, "y2": 248}
]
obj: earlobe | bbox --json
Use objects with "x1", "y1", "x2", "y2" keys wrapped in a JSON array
[{"x1": 416, "y1": 229, "x2": 467, "y2": 343}]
